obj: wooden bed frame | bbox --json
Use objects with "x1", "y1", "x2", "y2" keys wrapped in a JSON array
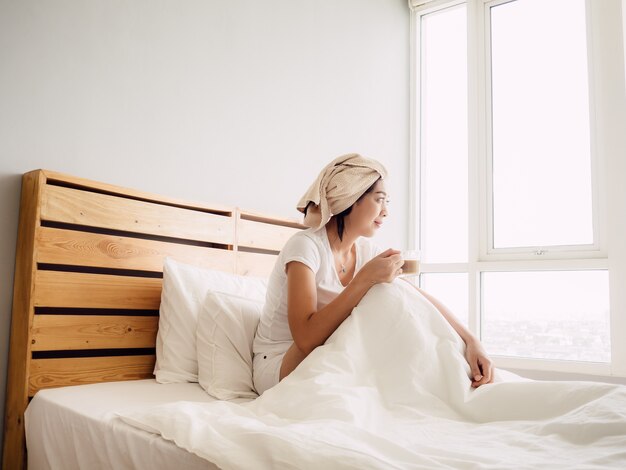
[{"x1": 2, "y1": 169, "x2": 305, "y2": 470}]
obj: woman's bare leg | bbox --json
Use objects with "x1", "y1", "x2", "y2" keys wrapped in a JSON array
[{"x1": 279, "y1": 342, "x2": 308, "y2": 380}]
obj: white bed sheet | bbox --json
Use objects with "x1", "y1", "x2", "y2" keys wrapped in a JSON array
[
  {"x1": 25, "y1": 379, "x2": 250, "y2": 470},
  {"x1": 119, "y1": 282, "x2": 626, "y2": 469}
]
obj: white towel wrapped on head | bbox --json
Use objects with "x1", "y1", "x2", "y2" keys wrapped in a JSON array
[{"x1": 297, "y1": 153, "x2": 388, "y2": 230}]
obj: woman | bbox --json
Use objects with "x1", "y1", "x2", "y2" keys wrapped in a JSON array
[{"x1": 252, "y1": 154, "x2": 493, "y2": 395}]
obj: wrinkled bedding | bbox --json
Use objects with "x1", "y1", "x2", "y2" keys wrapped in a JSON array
[{"x1": 118, "y1": 281, "x2": 626, "y2": 469}]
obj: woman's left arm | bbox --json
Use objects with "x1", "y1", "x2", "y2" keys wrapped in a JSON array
[{"x1": 412, "y1": 285, "x2": 494, "y2": 388}]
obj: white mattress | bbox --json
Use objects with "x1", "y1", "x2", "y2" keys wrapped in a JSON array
[{"x1": 25, "y1": 379, "x2": 249, "y2": 470}]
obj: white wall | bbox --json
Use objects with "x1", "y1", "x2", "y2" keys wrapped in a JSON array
[{"x1": 0, "y1": 0, "x2": 410, "y2": 453}]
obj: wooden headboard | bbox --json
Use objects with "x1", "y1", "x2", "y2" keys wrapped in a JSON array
[{"x1": 2, "y1": 169, "x2": 305, "y2": 469}]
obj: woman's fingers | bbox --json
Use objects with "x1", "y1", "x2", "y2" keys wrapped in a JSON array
[
  {"x1": 386, "y1": 253, "x2": 402, "y2": 266},
  {"x1": 391, "y1": 255, "x2": 404, "y2": 278},
  {"x1": 379, "y1": 248, "x2": 401, "y2": 258},
  {"x1": 365, "y1": 250, "x2": 405, "y2": 283},
  {"x1": 377, "y1": 253, "x2": 402, "y2": 280},
  {"x1": 471, "y1": 358, "x2": 494, "y2": 387},
  {"x1": 481, "y1": 357, "x2": 493, "y2": 382},
  {"x1": 377, "y1": 250, "x2": 404, "y2": 276},
  {"x1": 470, "y1": 362, "x2": 483, "y2": 384}
]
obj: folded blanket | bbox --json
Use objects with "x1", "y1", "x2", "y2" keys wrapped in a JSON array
[{"x1": 118, "y1": 281, "x2": 626, "y2": 469}]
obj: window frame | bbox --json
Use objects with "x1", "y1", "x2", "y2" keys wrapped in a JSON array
[
  {"x1": 481, "y1": 0, "x2": 605, "y2": 261},
  {"x1": 409, "y1": 0, "x2": 626, "y2": 378},
  {"x1": 417, "y1": 0, "x2": 469, "y2": 264}
]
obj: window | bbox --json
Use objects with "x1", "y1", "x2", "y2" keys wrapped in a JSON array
[
  {"x1": 489, "y1": 0, "x2": 595, "y2": 251},
  {"x1": 410, "y1": 0, "x2": 625, "y2": 377},
  {"x1": 419, "y1": 4, "x2": 468, "y2": 264},
  {"x1": 482, "y1": 270, "x2": 610, "y2": 362}
]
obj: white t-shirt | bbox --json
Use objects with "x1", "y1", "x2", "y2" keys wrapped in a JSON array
[{"x1": 252, "y1": 226, "x2": 382, "y2": 357}]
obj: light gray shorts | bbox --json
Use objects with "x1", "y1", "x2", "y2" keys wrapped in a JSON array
[{"x1": 252, "y1": 352, "x2": 284, "y2": 395}]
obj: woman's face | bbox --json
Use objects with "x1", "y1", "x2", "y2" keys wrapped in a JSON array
[{"x1": 348, "y1": 180, "x2": 389, "y2": 238}]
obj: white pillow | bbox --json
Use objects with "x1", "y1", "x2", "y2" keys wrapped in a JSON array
[
  {"x1": 154, "y1": 258, "x2": 267, "y2": 383},
  {"x1": 197, "y1": 291, "x2": 263, "y2": 399}
]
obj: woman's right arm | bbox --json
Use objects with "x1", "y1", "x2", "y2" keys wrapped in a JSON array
[{"x1": 286, "y1": 248, "x2": 402, "y2": 356}]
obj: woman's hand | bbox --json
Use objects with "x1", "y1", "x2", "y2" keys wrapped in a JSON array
[
  {"x1": 355, "y1": 249, "x2": 403, "y2": 285},
  {"x1": 464, "y1": 338, "x2": 494, "y2": 388}
]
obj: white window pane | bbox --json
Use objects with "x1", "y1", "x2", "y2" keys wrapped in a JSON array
[
  {"x1": 420, "y1": 273, "x2": 468, "y2": 327},
  {"x1": 420, "y1": 5, "x2": 468, "y2": 262},
  {"x1": 482, "y1": 271, "x2": 610, "y2": 362},
  {"x1": 490, "y1": 0, "x2": 594, "y2": 248}
]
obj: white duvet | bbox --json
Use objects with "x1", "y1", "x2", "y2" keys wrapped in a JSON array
[{"x1": 118, "y1": 281, "x2": 626, "y2": 469}]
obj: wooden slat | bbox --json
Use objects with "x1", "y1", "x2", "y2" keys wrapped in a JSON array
[
  {"x1": 3, "y1": 170, "x2": 44, "y2": 470},
  {"x1": 31, "y1": 315, "x2": 158, "y2": 351},
  {"x1": 34, "y1": 271, "x2": 162, "y2": 309},
  {"x1": 42, "y1": 169, "x2": 234, "y2": 214},
  {"x1": 237, "y1": 218, "x2": 301, "y2": 251},
  {"x1": 41, "y1": 184, "x2": 235, "y2": 245},
  {"x1": 238, "y1": 209, "x2": 305, "y2": 229},
  {"x1": 236, "y1": 251, "x2": 278, "y2": 278},
  {"x1": 29, "y1": 355, "x2": 155, "y2": 396},
  {"x1": 36, "y1": 226, "x2": 235, "y2": 273}
]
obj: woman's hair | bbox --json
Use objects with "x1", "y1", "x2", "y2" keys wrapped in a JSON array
[{"x1": 304, "y1": 177, "x2": 381, "y2": 241}]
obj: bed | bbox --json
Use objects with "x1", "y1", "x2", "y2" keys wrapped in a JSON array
[
  {"x1": 4, "y1": 169, "x2": 626, "y2": 470},
  {"x1": 3, "y1": 169, "x2": 303, "y2": 469}
]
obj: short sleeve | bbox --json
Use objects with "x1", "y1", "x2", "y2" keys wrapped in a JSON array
[{"x1": 280, "y1": 232, "x2": 322, "y2": 274}]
